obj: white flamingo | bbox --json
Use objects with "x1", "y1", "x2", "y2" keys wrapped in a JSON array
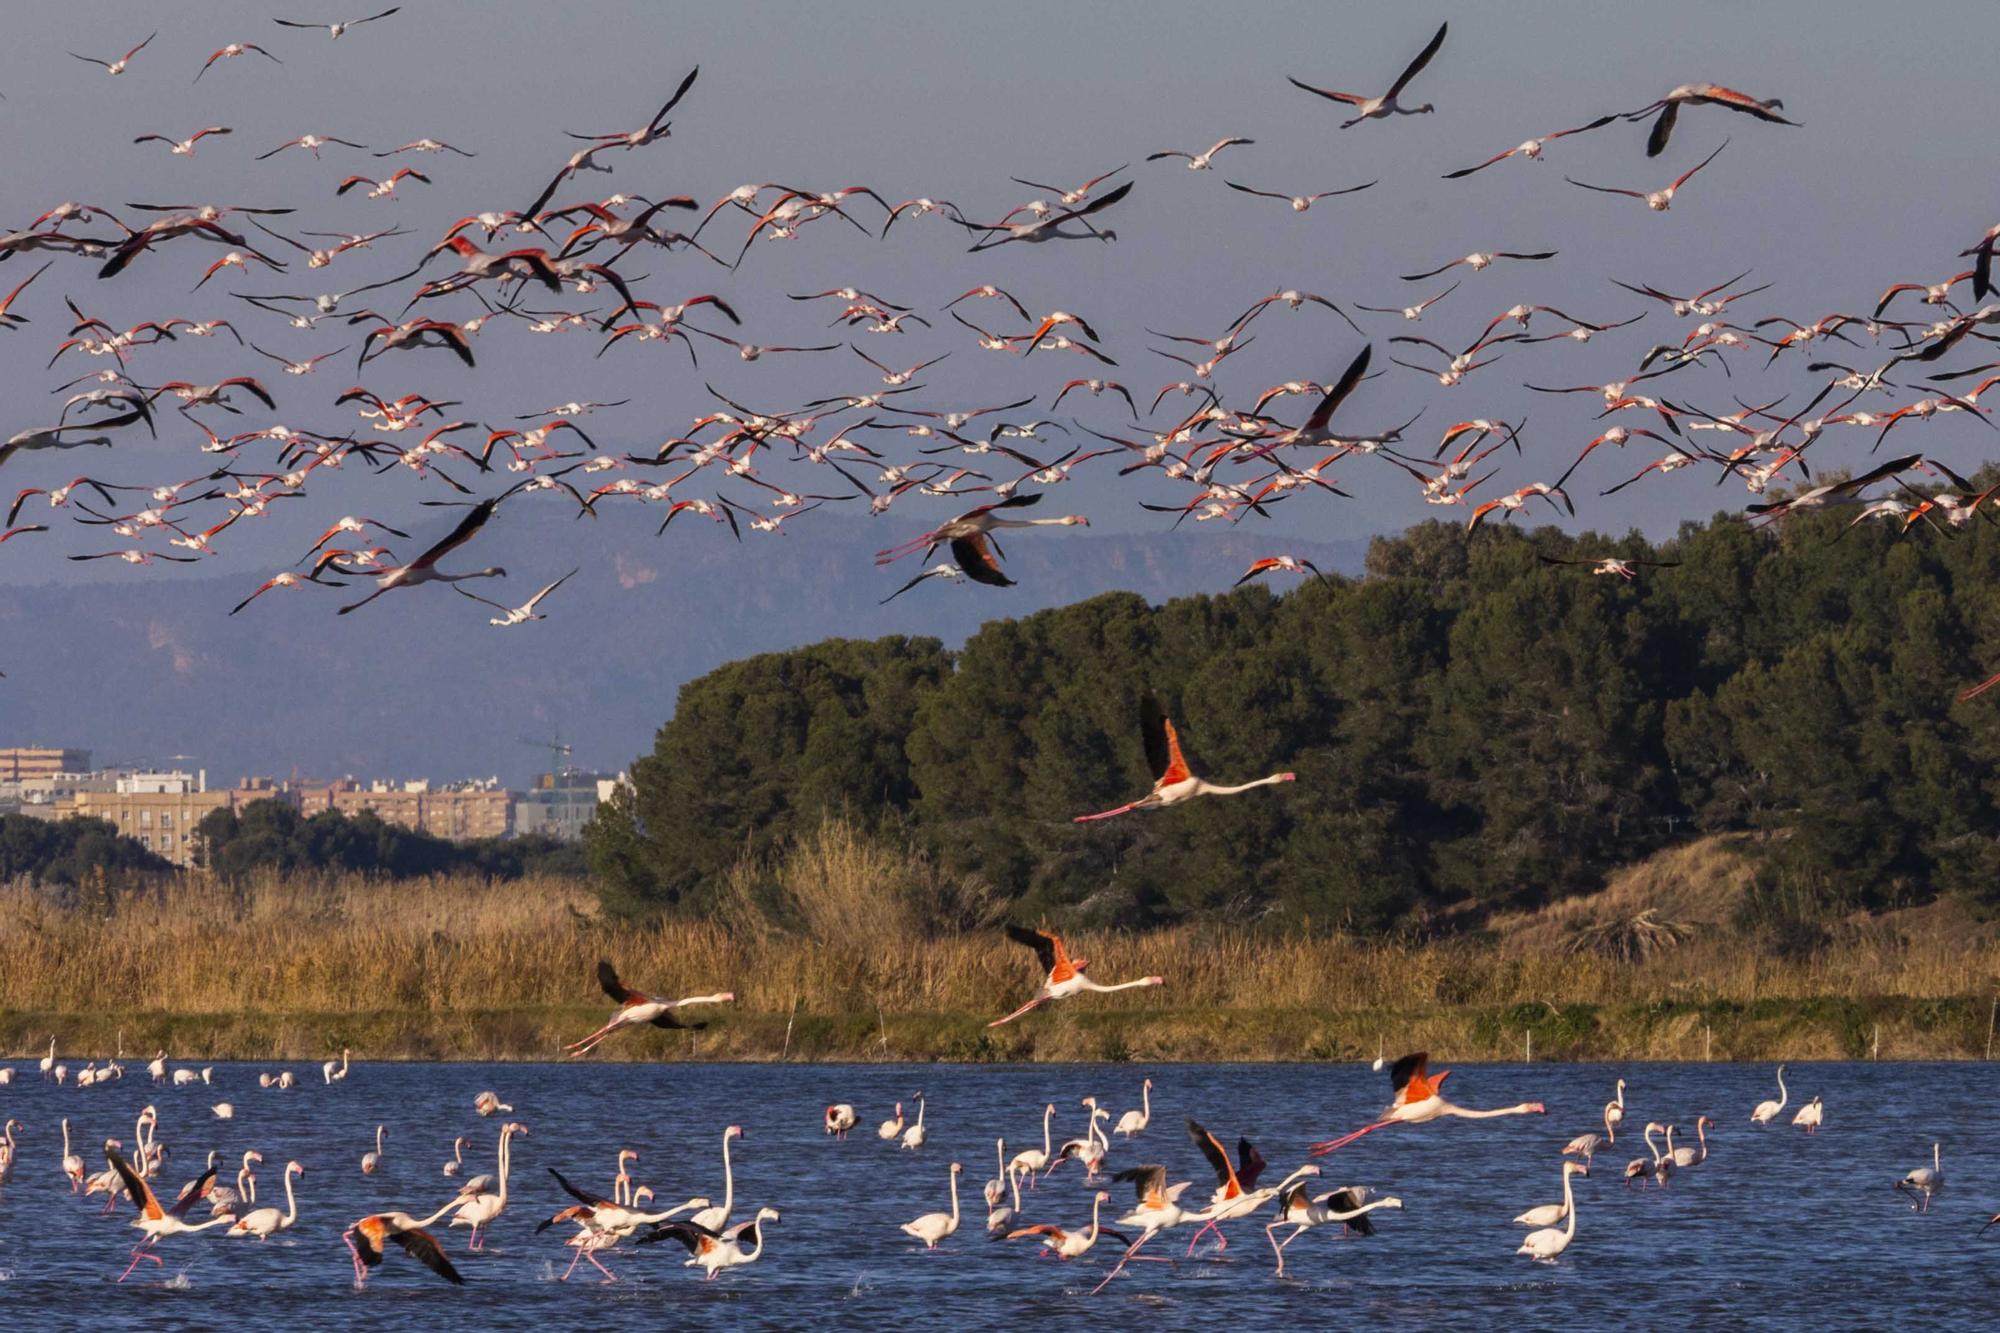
[
  {"x1": 1517, "y1": 1161, "x2": 1584, "y2": 1261},
  {"x1": 902, "y1": 1162, "x2": 962, "y2": 1249},
  {"x1": 229, "y1": 1161, "x2": 303, "y2": 1239},
  {"x1": 902, "y1": 1093, "x2": 928, "y2": 1151},
  {"x1": 1114, "y1": 1078, "x2": 1153, "y2": 1137},
  {"x1": 877, "y1": 1103, "x2": 904, "y2": 1141},
  {"x1": 1516, "y1": 1160, "x2": 1589, "y2": 1227},
  {"x1": 450, "y1": 1121, "x2": 525, "y2": 1248},
  {"x1": 1008, "y1": 1103, "x2": 1057, "y2": 1185},
  {"x1": 1751, "y1": 1065, "x2": 1789, "y2": 1123},
  {"x1": 688, "y1": 1126, "x2": 741, "y2": 1232},
  {"x1": 1898, "y1": 1143, "x2": 1943, "y2": 1211}
]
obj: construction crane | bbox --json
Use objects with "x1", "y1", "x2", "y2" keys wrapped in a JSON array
[{"x1": 520, "y1": 732, "x2": 572, "y2": 789}]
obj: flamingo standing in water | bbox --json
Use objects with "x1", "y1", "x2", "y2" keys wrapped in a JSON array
[
  {"x1": 1073, "y1": 694, "x2": 1296, "y2": 822},
  {"x1": 450, "y1": 1122, "x2": 526, "y2": 1249},
  {"x1": 824, "y1": 1105, "x2": 857, "y2": 1139},
  {"x1": 62, "y1": 1119, "x2": 85, "y2": 1190},
  {"x1": 1793, "y1": 1096, "x2": 1824, "y2": 1134},
  {"x1": 1625, "y1": 1123, "x2": 1669, "y2": 1185},
  {"x1": 106, "y1": 1148, "x2": 233, "y2": 1281},
  {"x1": 1114, "y1": 1078, "x2": 1153, "y2": 1137},
  {"x1": 564, "y1": 959, "x2": 735, "y2": 1055},
  {"x1": 1605, "y1": 1078, "x2": 1627, "y2": 1138},
  {"x1": 473, "y1": 1091, "x2": 511, "y2": 1117},
  {"x1": 984, "y1": 1139, "x2": 1011, "y2": 1210},
  {"x1": 1898, "y1": 1144, "x2": 1944, "y2": 1211},
  {"x1": 322, "y1": 1049, "x2": 349, "y2": 1083},
  {"x1": 361, "y1": 1125, "x2": 384, "y2": 1174},
  {"x1": 1516, "y1": 1161, "x2": 1589, "y2": 1227},
  {"x1": 988, "y1": 926, "x2": 1164, "y2": 1026},
  {"x1": 878, "y1": 1103, "x2": 905, "y2": 1141},
  {"x1": 901, "y1": 1093, "x2": 929, "y2": 1151},
  {"x1": 987, "y1": 1158, "x2": 1023, "y2": 1235},
  {"x1": 442, "y1": 1137, "x2": 467, "y2": 1177},
  {"x1": 1267, "y1": 1182, "x2": 1401, "y2": 1276},
  {"x1": 1517, "y1": 1162, "x2": 1584, "y2": 1262},
  {"x1": 902, "y1": 1162, "x2": 963, "y2": 1249},
  {"x1": 1751, "y1": 1066, "x2": 1789, "y2": 1123},
  {"x1": 1008, "y1": 1104, "x2": 1057, "y2": 1184},
  {"x1": 1308, "y1": 1052, "x2": 1545, "y2": 1156},
  {"x1": 228, "y1": 1161, "x2": 303, "y2": 1239},
  {"x1": 1671, "y1": 1116, "x2": 1714, "y2": 1167},
  {"x1": 688, "y1": 1126, "x2": 742, "y2": 1232}
]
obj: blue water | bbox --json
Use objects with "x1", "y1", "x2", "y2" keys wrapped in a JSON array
[{"x1": 0, "y1": 1060, "x2": 1992, "y2": 1326}]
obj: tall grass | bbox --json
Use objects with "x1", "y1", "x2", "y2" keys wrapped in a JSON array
[{"x1": 4, "y1": 820, "x2": 1998, "y2": 1060}]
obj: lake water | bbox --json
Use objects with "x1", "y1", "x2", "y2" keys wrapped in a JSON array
[{"x1": 0, "y1": 1059, "x2": 1992, "y2": 1327}]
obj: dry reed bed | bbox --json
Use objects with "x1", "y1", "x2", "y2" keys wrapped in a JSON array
[{"x1": 4, "y1": 872, "x2": 1998, "y2": 1021}]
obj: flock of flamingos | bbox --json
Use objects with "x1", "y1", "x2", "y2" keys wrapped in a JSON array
[
  {"x1": 0, "y1": 948, "x2": 1980, "y2": 1292},
  {"x1": 1, "y1": 8, "x2": 1997, "y2": 693}
]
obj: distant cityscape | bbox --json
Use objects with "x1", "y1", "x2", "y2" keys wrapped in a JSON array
[{"x1": 0, "y1": 746, "x2": 623, "y2": 867}]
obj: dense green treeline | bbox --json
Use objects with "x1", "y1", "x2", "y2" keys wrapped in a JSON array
[
  {"x1": 194, "y1": 799, "x2": 585, "y2": 882},
  {"x1": 587, "y1": 504, "x2": 2000, "y2": 931},
  {"x1": 0, "y1": 813, "x2": 168, "y2": 888}
]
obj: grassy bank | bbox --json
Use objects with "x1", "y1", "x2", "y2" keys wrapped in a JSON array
[{"x1": 5, "y1": 831, "x2": 1999, "y2": 1062}]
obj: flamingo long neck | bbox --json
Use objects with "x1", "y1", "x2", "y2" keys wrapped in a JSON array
[
  {"x1": 947, "y1": 1170, "x2": 960, "y2": 1225},
  {"x1": 376, "y1": 1125, "x2": 385, "y2": 1156},
  {"x1": 1697, "y1": 1121, "x2": 1709, "y2": 1157},
  {"x1": 1643, "y1": 1124, "x2": 1659, "y2": 1160},
  {"x1": 1663, "y1": 1125, "x2": 1678, "y2": 1159},
  {"x1": 1194, "y1": 774, "x2": 1291, "y2": 796},
  {"x1": 995, "y1": 1139, "x2": 1005, "y2": 1177},
  {"x1": 276, "y1": 1168, "x2": 297, "y2": 1226},
  {"x1": 1089, "y1": 1107, "x2": 1109, "y2": 1151},
  {"x1": 238, "y1": 1165, "x2": 252, "y2": 1199},
  {"x1": 1615, "y1": 1080, "x2": 1627, "y2": 1110},
  {"x1": 1141, "y1": 1082, "x2": 1151, "y2": 1120},
  {"x1": 716, "y1": 1132, "x2": 734, "y2": 1218},
  {"x1": 1934, "y1": 1143, "x2": 1941, "y2": 1173},
  {"x1": 742, "y1": 1217, "x2": 770, "y2": 1262},
  {"x1": 1079, "y1": 976, "x2": 1157, "y2": 994},
  {"x1": 1560, "y1": 1169, "x2": 1578, "y2": 1239},
  {"x1": 412, "y1": 1198, "x2": 460, "y2": 1229},
  {"x1": 1443, "y1": 1102, "x2": 1538, "y2": 1120},
  {"x1": 1603, "y1": 1103, "x2": 1617, "y2": 1140},
  {"x1": 1087, "y1": 1193, "x2": 1103, "y2": 1243},
  {"x1": 914, "y1": 1099, "x2": 925, "y2": 1131},
  {"x1": 495, "y1": 1128, "x2": 511, "y2": 1205},
  {"x1": 1041, "y1": 1107, "x2": 1054, "y2": 1158},
  {"x1": 61, "y1": 1120, "x2": 70, "y2": 1158},
  {"x1": 1774, "y1": 1068, "x2": 1788, "y2": 1110}
]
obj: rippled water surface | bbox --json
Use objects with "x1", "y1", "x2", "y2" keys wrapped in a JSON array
[{"x1": 0, "y1": 1060, "x2": 1992, "y2": 1327}]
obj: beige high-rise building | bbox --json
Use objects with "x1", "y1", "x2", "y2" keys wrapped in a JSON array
[
  {"x1": 59, "y1": 771, "x2": 245, "y2": 868},
  {"x1": 295, "y1": 779, "x2": 513, "y2": 841},
  {"x1": 0, "y1": 747, "x2": 92, "y2": 782}
]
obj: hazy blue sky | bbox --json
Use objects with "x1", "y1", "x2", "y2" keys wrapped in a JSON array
[{"x1": 2, "y1": 1, "x2": 1997, "y2": 776}]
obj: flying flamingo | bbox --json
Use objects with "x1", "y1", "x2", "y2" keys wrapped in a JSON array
[
  {"x1": 1114, "y1": 1078, "x2": 1153, "y2": 1137},
  {"x1": 1518, "y1": 1162, "x2": 1585, "y2": 1261},
  {"x1": 228, "y1": 1161, "x2": 303, "y2": 1239},
  {"x1": 1751, "y1": 1066, "x2": 1789, "y2": 1123},
  {"x1": 1091, "y1": 1164, "x2": 1202, "y2": 1295},
  {"x1": 344, "y1": 1202, "x2": 465, "y2": 1286},
  {"x1": 1288, "y1": 22, "x2": 1448, "y2": 127},
  {"x1": 564, "y1": 959, "x2": 735, "y2": 1055},
  {"x1": 449, "y1": 1122, "x2": 526, "y2": 1248},
  {"x1": 902, "y1": 1162, "x2": 963, "y2": 1249},
  {"x1": 1007, "y1": 1189, "x2": 1130, "y2": 1260},
  {"x1": 1627, "y1": 83, "x2": 1798, "y2": 156},
  {"x1": 688, "y1": 1127, "x2": 743, "y2": 1232},
  {"x1": 1073, "y1": 693, "x2": 1296, "y2": 821},
  {"x1": 873, "y1": 491, "x2": 1088, "y2": 566},
  {"x1": 1898, "y1": 1144, "x2": 1944, "y2": 1211},
  {"x1": 1516, "y1": 1161, "x2": 1589, "y2": 1228},
  {"x1": 1180, "y1": 1119, "x2": 1270, "y2": 1253},
  {"x1": 1267, "y1": 1181, "x2": 1400, "y2": 1275},
  {"x1": 106, "y1": 1148, "x2": 234, "y2": 1281},
  {"x1": 335, "y1": 485, "x2": 524, "y2": 615},
  {"x1": 71, "y1": 30, "x2": 157, "y2": 75},
  {"x1": 988, "y1": 927, "x2": 1164, "y2": 1026},
  {"x1": 1308, "y1": 1052, "x2": 1545, "y2": 1156}
]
